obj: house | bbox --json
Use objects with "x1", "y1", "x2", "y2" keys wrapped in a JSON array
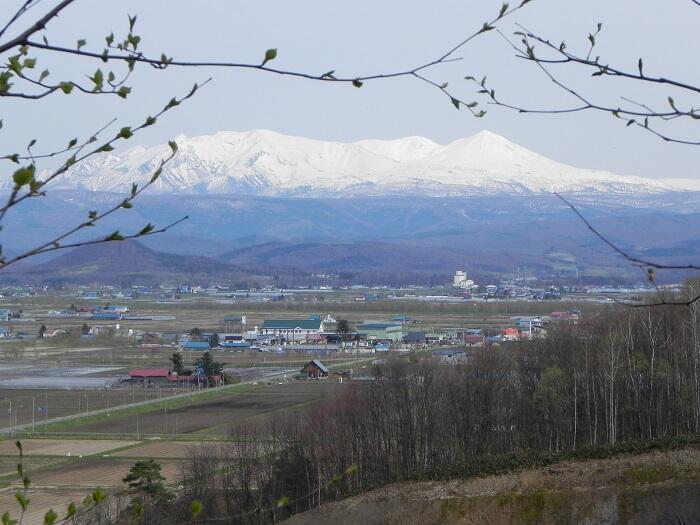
[
  {"x1": 501, "y1": 327, "x2": 520, "y2": 341},
  {"x1": 550, "y1": 311, "x2": 579, "y2": 323},
  {"x1": 333, "y1": 370, "x2": 351, "y2": 383},
  {"x1": 403, "y1": 331, "x2": 426, "y2": 347},
  {"x1": 301, "y1": 359, "x2": 329, "y2": 378},
  {"x1": 260, "y1": 319, "x2": 325, "y2": 341},
  {"x1": 464, "y1": 334, "x2": 485, "y2": 347},
  {"x1": 0, "y1": 309, "x2": 10, "y2": 322},
  {"x1": 357, "y1": 322, "x2": 404, "y2": 341},
  {"x1": 223, "y1": 315, "x2": 246, "y2": 331},
  {"x1": 392, "y1": 315, "x2": 411, "y2": 323}
]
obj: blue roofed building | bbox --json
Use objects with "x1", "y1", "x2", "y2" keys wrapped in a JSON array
[
  {"x1": 90, "y1": 312, "x2": 122, "y2": 320},
  {"x1": 182, "y1": 340, "x2": 211, "y2": 351}
]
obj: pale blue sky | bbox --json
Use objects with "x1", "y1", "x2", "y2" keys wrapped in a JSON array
[{"x1": 4, "y1": 0, "x2": 699, "y2": 180}]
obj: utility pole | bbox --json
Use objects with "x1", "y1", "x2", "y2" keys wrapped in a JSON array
[{"x1": 32, "y1": 398, "x2": 35, "y2": 432}]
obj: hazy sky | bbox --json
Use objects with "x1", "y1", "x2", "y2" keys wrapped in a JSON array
[{"x1": 4, "y1": 0, "x2": 699, "y2": 180}]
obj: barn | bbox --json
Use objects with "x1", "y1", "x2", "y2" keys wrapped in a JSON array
[{"x1": 301, "y1": 359, "x2": 329, "y2": 378}]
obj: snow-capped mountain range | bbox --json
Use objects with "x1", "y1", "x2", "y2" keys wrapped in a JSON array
[{"x1": 28, "y1": 129, "x2": 686, "y2": 196}]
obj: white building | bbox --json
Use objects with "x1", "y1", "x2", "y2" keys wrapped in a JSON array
[{"x1": 453, "y1": 271, "x2": 475, "y2": 289}]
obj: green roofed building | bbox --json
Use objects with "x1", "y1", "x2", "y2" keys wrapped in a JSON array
[
  {"x1": 260, "y1": 319, "x2": 324, "y2": 340},
  {"x1": 357, "y1": 322, "x2": 405, "y2": 341}
]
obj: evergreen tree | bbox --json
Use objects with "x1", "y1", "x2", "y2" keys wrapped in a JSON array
[
  {"x1": 195, "y1": 351, "x2": 223, "y2": 377},
  {"x1": 170, "y1": 352, "x2": 184, "y2": 375},
  {"x1": 122, "y1": 459, "x2": 170, "y2": 503},
  {"x1": 336, "y1": 319, "x2": 352, "y2": 343},
  {"x1": 189, "y1": 327, "x2": 203, "y2": 341}
]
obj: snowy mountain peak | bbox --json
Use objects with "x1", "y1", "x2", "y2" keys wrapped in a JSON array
[{"x1": 30, "y1": 129, "x2": 676, "y2": 197}]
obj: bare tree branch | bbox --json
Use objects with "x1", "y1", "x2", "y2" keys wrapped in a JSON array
[
  {"x1": 466, "y1": 20, "x2": 700, "y2": 145},
  {"x1": 0, "y1": 0, "x2": 74, "y2": 53},
  {"x1": 555, "y1": 193, "x2": 700, "y2": 307}
]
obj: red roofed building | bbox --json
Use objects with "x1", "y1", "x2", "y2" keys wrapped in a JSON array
[
  {"x1": 501, "y1": 327, "x2": 520, "y2": 341},
  {"x1": 127, "y1": 368, "x2": 171, "y2": 386}
]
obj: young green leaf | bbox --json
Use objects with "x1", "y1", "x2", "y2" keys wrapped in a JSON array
[
  {"x1": 189, "y1": 500, "x2": 203, "y2": 518},
  {"x1": 105, "y1": 232, "x2": 124, "y2": 242},
  {"x1": 14, "y1": 493, "x2": 28, "y2": 510},
  {"x1": 164, "y1": 97, "x2": 179, "y2": 110},
  {"x1": 138, "y1": 223, "x2": 154, "y2": 235},
  {"x1": 118, "y1": 126, "x2": 133, "y2": 139},
  {"x1": 262, "y1": 48, "x2": 277, "y2": 65},
  {"x1": 43, "y1": 509, "x2": 58, "y2": 525},
  {"x1": 1, "y1": 510, "x2": 16, "y2": 525},
  {"x1": 91, "y1": 69, "x2": 104, "y2": 90},
  {"x1": 12, "y1": 165, "x2": 35, "y2": 187}
]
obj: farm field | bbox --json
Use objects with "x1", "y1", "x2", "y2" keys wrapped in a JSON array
[
  {"x1": 0, "y1": 489, "x2": 90, "y2": 525},
  {"x1": 61, "y1": 381, "x2": 344, "y2": 437},
  {"x1": 0, "y1": 379, "x2": 342, "y2": 523},
  {"x1": 0, "y1": 387, "x2": 183, "y2": 429}
]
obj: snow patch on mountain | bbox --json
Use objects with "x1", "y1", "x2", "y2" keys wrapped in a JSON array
[{"x1": 27, "y1": 129, "x2": 677, "y2": 196}]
